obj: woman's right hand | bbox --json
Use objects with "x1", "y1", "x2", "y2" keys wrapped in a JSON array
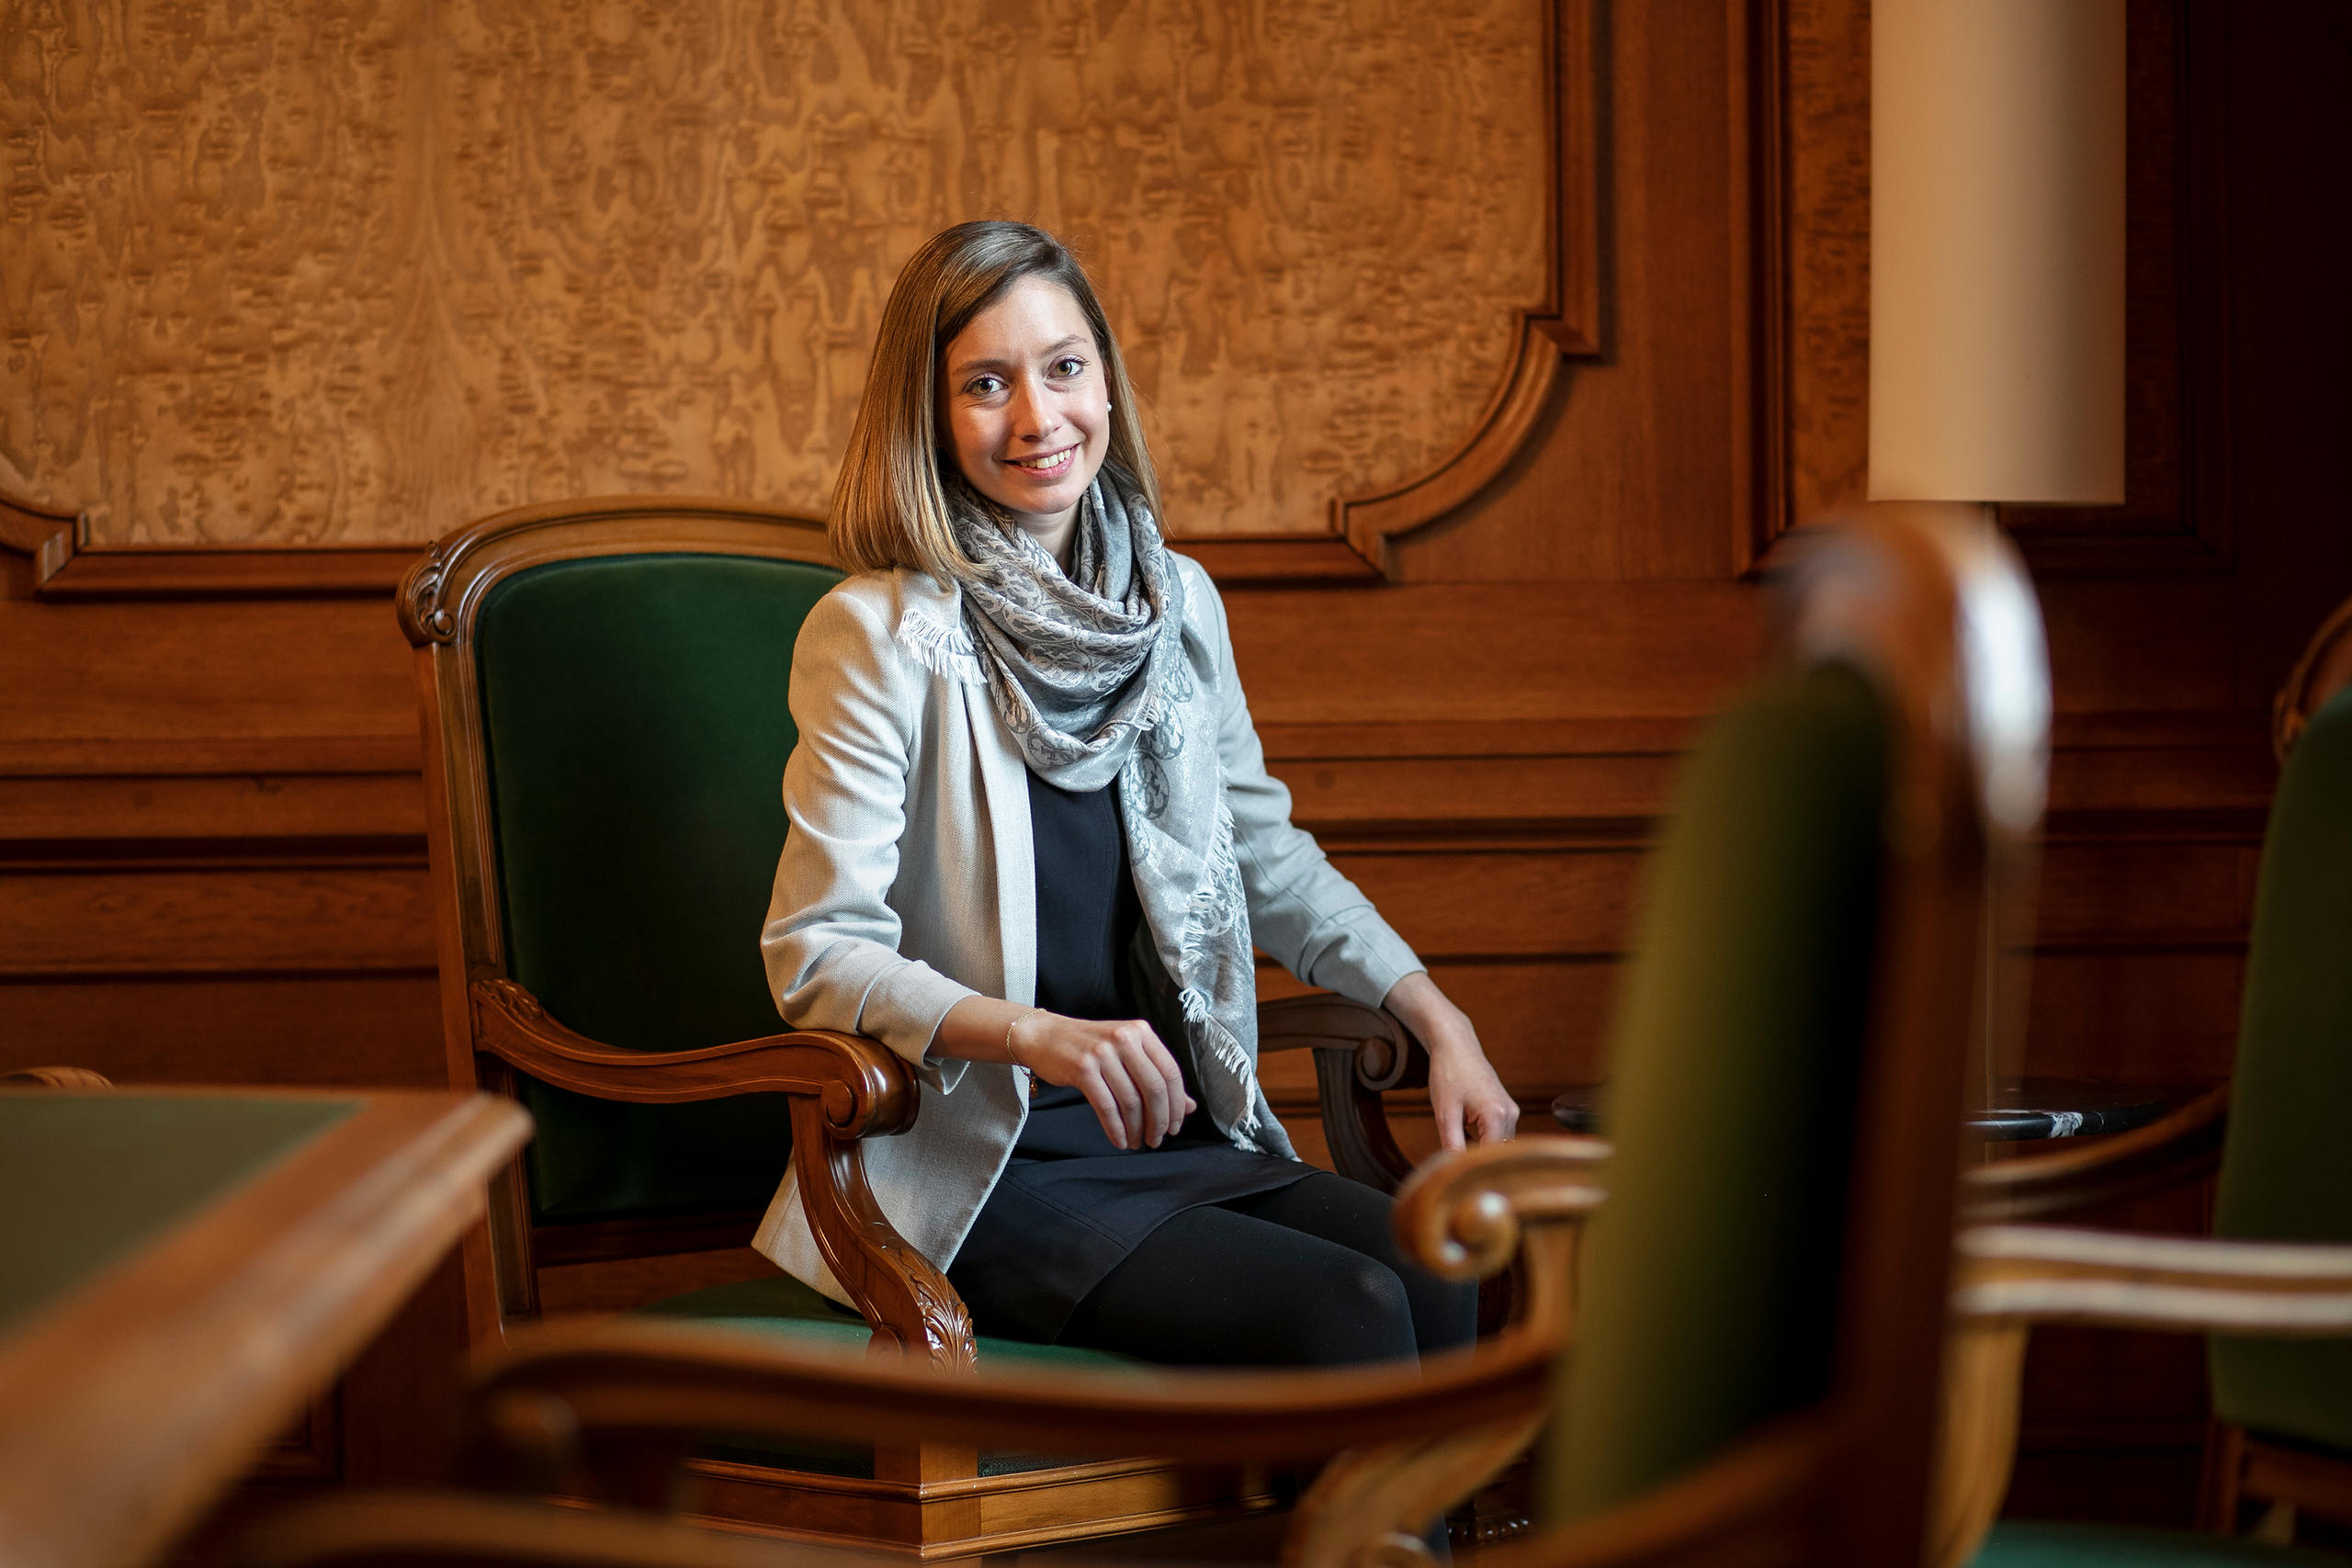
[{"x1": 1009, "y1": 1011, "x2": 1194, "y2": 1150}]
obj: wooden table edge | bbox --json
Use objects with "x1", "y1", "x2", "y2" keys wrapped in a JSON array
[{"x1": 0, "y1": 1090, "x2": 531, "y2": 1568}]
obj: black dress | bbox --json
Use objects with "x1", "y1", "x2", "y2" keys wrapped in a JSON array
[{"x1": 944, "y1": 772, "x2": 1314, "y2": 1344}]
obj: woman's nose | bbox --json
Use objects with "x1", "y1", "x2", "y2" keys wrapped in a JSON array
[{"x1": 1006, "y1": 376, "x2": 1061, "y2": 441}]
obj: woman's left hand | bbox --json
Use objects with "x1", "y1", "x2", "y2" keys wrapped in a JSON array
[{"x1": 1380, "y1": 971, "x2": 1520, "y2": 1152}]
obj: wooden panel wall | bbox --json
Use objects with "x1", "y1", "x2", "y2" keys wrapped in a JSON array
[
  {"x1": 0, "y1": 0, "x2": 1546, "y2": 545},
  {"x1": 5, "y1": 0, "x2": 2351, "y2": 1532}
]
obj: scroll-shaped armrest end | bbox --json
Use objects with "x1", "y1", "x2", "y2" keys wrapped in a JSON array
[
  {"x1": 469, "y1": 977, "x2": 918, "y2": 1138},
  {"x1": 1394, "y1": 1134, "x2": 1609, "y2": 1276},
  {"x1": 1256, "y1": 991, "x2": 1430, "y2": 1086},
  {"x1": 1258, "y1": 992, "x2": 1429, "y2": 1192},
  {"x1": 1395, "y1": 1134, "x2": 1609, "y2": 1337},
  {"x1": 1951, "y1": 1222, "x2": 2352, "y2": 1335},
  {"x1": 1960, "y1": 1083, "x2": 2228, "y2": 1223}
]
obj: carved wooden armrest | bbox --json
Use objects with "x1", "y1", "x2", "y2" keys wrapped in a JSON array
[
  {"x1": 470, "y1": 978, "x2": 975, "y2": 1372},
  {"x1": 1257, "y1": 992, "x2": 1430, "y2": 1192},
  {"x1": 471, "y1": 978, "x2": 914, "y2": 1126},
  {"x1": 1958, "y1": 1083, "x2": 2228, "y2": 1223},
  {"x1": 1930, "y1": 1209, "x2": 2352, "y2": 1568},
  {"x1": 1929, "y1": 1203, "x2": 2349, "y2": 1568},
  {"x1": 459, "y1": 1310, "x2": 1559, "y2": 1503},
  {"x1": 1951, "y1": 1223, "x2": 2352, "y2": 1334}
]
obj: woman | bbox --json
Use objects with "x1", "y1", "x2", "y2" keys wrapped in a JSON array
[{"x1": 754, "y1": 220, "x2": 1519, "y2": 1367}]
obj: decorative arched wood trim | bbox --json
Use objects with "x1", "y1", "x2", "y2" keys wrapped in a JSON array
[{"x1": 1187, "y1": 0, "x2": 1604, "y2": 582}]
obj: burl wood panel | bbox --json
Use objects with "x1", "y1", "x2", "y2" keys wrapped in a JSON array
[{"x1": 1, "y1": 0, "x2": 1547, "y2": 546}]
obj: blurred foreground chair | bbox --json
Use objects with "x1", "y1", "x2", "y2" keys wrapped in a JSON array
[
  {"x1": 398, "y1": 496, "x2": 1457, "y2": 1557},
  {"x1": 1937, "y1": 595, "x2": 2352, "y2": 1565},
  {"x1": 246, "y1": 501, "x2": 2031, "y2": 1568}
]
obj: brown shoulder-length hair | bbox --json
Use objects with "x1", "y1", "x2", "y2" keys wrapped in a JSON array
[{"x1": 830, "y1": 220, "x2": 1160, "y2": 583}]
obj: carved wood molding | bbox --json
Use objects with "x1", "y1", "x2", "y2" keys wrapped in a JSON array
[
  {"x1": 1317, "y1": 0, "x2": 1605, "y2": 576},
  {"x1": 1, "y1": 487, "x2": 415, "y2": 598},
  {"x1": 0, "y1": 491, "x2": 79, "y2": 586}
]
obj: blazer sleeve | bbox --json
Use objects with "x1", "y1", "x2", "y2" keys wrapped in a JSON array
[
  {"x1": 760, "y1": 585, "x2": 978, "y2": 1088},
  {"x1": 1186, "y1": 558, "x2": 1427, "y2": 1008}
]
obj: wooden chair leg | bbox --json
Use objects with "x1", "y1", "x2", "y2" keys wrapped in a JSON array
[{"x1": 2199, "y1": 1420, "x2": 2247, "y2": 1534}]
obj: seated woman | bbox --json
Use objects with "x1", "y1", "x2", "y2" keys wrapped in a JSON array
[{"x1": 753, "y1": 220, "x2": 1518, "y2": 1368}]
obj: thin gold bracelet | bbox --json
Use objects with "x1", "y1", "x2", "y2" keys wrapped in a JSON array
[{"x1": 1003, "y1": 1007, "x2": 1040, "y2": 1065}]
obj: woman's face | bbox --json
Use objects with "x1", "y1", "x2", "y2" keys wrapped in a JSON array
[{"x1": 939, "y1": 276, "x2": 1111, "y2": 544}]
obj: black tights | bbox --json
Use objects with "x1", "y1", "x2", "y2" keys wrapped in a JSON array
[{"x1": 1056, "y1": 1171, "x2": 1479, "y2": 1367}]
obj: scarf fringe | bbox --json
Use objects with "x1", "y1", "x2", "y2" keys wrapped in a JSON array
[
  {"x1": 895, "y1": 611, "x2": 985, "y2": 686},
  {"x1": 1181, "y1": 987, "x2": 1263, "y2": 1145}
]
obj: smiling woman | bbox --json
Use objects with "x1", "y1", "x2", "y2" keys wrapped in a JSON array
[{"x1": 759, "y1": 220, "x2": 1518, "y2": 1370}]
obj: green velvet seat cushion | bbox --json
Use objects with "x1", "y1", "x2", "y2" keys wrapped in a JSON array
[
  {"x1": 0, "y1": 1094, "x2": 359, "y2": 1333},
  {"x1": 1543, "y1": 663, "x2": 1887, "y2": 1522},
  {"x1": 639, "y1": 1274, "x2": 1140, "y2": 1370},
  {"x1": 1972, "y1": 1522, "x2": 2348, "y2": 1565},
  {"x1": 471, "y1": 552, "x2": 841, "y2": 1227},
  {"x1": 2210, "y1": 686, "x2": 2352, "y2": 1454},
  {"x1": 637, "y1": 1275, "x2": 1142, "y2": 1478}
]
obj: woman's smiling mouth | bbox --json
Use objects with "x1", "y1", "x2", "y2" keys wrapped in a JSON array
[{"x1": 1006, "y1": 446, "x2": 1079, "y2": 476}]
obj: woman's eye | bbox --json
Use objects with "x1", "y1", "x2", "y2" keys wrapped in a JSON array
[
  {"x1": 967, "y1": 376, "x2": 1004, "y2": 397},
  {"x1": 1050, "y1": 356, "x2": 1085, "y2": 378}
]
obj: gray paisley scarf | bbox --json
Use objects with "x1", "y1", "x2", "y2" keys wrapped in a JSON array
[{"x1": 952, "y1": 474, "x2": 1291, "y2": 1157}]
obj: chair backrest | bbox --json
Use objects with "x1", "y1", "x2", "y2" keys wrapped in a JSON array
[
  {"x1": 401, "y1": 501, "x2": 840, "y2": 1321},
  {"x1": 1542, "y1": 503, "x2": 2049, "y2": 1564},
  {"x1": 2210, "y1": 638, "x2": 2352, "y2": 1451}
]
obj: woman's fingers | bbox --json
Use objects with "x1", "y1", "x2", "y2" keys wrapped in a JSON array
[
  {"x1": 1110, "y1": 1024, "x2": 1171, "y2": 1147},
  {"x1": 1077, "y1": 1065, "x2": 1129, "y2": 1150},
  {"x1": 1155, "y1": 1045, "x2": 1188, "y2": 1141},
  {"x1": 1469, "y1": 1089, "x2": 1520, "y2": 1145},
  {"x1": 1433, "y1": 1084, "x2": 1469, "y2": 1153},
  {"x1": 1102, "y1": 1050, "x2": 1147, "y2": 1151}
]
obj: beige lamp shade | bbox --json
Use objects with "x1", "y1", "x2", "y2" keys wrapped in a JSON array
[{"x1": 1870, "y1": 0, "x2": 2126, "y2": 505}]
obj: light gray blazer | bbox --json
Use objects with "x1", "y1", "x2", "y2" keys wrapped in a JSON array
[{"x1": 752, "y1": 555, "x2": 1423, "y2": 1304}]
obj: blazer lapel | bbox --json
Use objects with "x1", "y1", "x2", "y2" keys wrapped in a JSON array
[{"x1": 965, "y1": 670, "x2": 1035, "y2": 1010}]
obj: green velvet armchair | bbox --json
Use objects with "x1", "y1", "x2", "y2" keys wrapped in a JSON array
[
  {"x1": 396, "y1": 495, "x2": 1452, "y2": 1557},
  {"x1": 266, "y1": 500, "x2": 2032, "y2": 1568},
  {"x1": 1934, "y1": 596, "x2": 2352, "y2": 1565}
]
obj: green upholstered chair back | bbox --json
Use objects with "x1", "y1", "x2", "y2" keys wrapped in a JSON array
[
  {"x1": 470, "y1": 549, "x2": 840, "y2": 1225},
  {"x1": 2210, "y1": 684, "x2": 2352, "y2": 1451},
  {"x1": 1543, "y1": 662, "x2": 1890, "y2": 1521},
  {"x1": 1537, "y1": 504, "x2": 2045, "y2": 1560}
]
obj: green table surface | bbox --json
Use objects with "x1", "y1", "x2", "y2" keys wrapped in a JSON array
[{"x1": 0, "y1": 1093, "x2": 361, "y2": 1335}]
